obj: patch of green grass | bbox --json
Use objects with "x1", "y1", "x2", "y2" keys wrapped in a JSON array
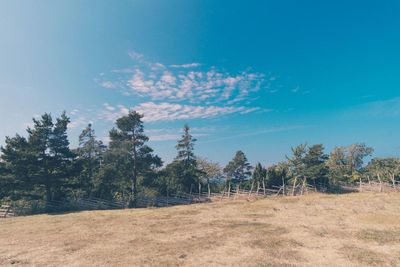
[
  {"x1": 340, "y1": 245, "x2": 385, "y2": 266},
  {"x1": 227, "y1": 221, "x2": 271, "y2": 229},
  {"x1": 355, "y1": 229, "x2": 400, "y2": 244}
]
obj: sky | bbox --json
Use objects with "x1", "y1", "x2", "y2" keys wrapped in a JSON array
[{"x1": 1, "y1": 0, "x2": 400, "y2": 166}]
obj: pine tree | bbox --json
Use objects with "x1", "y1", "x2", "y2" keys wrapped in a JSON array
[
  {"x1": 224, "y1": 150, "x2": 252, "y2": 194},
  {"x1": 1, "y1": 112, "x2": 75, "y2": 204},
  {"x1": 286, "y1": 143, "x2": 307, "y2": 195},
  {"x1": 175, "y1": 124, "x2": 197, "y2": 167},
  {"x1": 251, "y1": 163, "x2": 266, "y2": 194},
  {"x1": 108, "y1": 111, "x2": 161, "y2": 207},
  {"x1": 175, "y1": 124, "x2": 200, "y2": 194},
  {"x1": 74, "y1": 124, "x2": 106, "y2": 197},
  {"x1": 303, "y1": 144, "x2": 329, "y2": 189}
]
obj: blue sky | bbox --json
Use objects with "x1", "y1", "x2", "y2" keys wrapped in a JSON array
[{"x1": 1, "y1": 0, "x2": 400, "y2": 165}]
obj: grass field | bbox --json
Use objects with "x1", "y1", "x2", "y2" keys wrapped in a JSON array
[{"x1": 1, "y1": 193, "x2": 400, "y2": 266}]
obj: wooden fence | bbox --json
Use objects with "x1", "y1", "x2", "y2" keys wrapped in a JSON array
[
  {"x1": 0, "y1": 184, "x2": 322, "y2": 218},
  {"x1": 0, "y1": 205, "x2": 15, "y2": 218}
]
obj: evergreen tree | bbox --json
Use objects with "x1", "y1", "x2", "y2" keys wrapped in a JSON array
[
  {"x1": 73, "y1": 124, "x2": 106, "y2": 197},
  {"x1": 0, "y1": 135, "x2": 35, "y2": 200},
  {"x1": 251, "y1": 163, "x2": 266, "y2": 193},
  {"x1": 223, "y1": 150, "x2": 252, "y2": 192},
  {"x1": 266, "y1": 163, "x2": 289, "y2": 191},
  {"x1": 1, "y1": 112, "x2": 75, "y2": 203},
  {"x1": 107, "y1": 111, "x2": 161, "y2": 207},
  {"x1": 173, "y1": 124, "x2": 200, "y2": 194},
  {"x1": 286, "y1": 143, "x2": 307, "y2": 195},
  {"x1": 303, "y1": 144, "x2": 329, "y2": 189}
]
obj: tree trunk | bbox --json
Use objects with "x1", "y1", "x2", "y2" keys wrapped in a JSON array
[
  {"x1": 282, "y1": 177, "x2": 286, "y2": 195},
  {"x1": 189, "y1": 184, "x2": 193, "y2": 203},
  {"x1": 359, "y1": 176, "x2": 362, "y2": 192},
  {"x1": 166, "y1": 186, "x2": 169, "y2": 207},
  {"x1": 256, "y1": 181, "x2": 260, "y2": 195},
  {"x1": 292, "y1": 176, "x2": 297, "y2": 196},
  {"x1": 198, "y1": 182, "x2": 201, "y2": 199},
  {"x1": 248, "y1": 181, "x2": 254, "y2": 198},
  {"x1": 130, "y1": 141, "x2": 138, "y2": 208},
  {"x1": 262, "y1": 178, "x2": 266, "y2": 196},
  {"x1": 391, "y1": 173, "x2": 396, "y2": 190},
  {"x1": 228, "y1": 182, "x2": 231, "y2": 198},
  {"x1": 301, "y1": 177, "x2": 306, "y2": 195},
  {"x1": 207, "y1": 178, "x2": 210, "y2": 197},
  {"x1": 377, "y1": 172, "x2": 382, "y2": 192}
]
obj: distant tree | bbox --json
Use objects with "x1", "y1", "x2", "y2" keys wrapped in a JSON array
[
  {"x1": 1, "y1": 112, "x2": 75, "y2": 204},
  {"x1": 303, "y1": 144, "x2": 329, "y2": 189},
  {"x1": 223, "y1": 151, "x2": 252, "y2": 194},
  {"x1": 326, "y1": 146, "x2": 346, "y2": 185},
  {"x1": 72, "y1": 124, "x2": 106, "y2": 197},
  {"x1": 286, "y1": 143, "x2": 307, "y2": 195},
  {"x1": 327, "y1": 143, "x2": 373, "y2": 185},
  {"x1": 172, "y1": 124, "x2": 201, "y2": 194},
  {"x1": 1, "y1": 135, "x2": 34, "y2": 200},
  {"x1": 266, "y1": 163, "x2": 289, "y2": 193},
  {"x1": 176, "y1": 125, "x2": 197, "y2": 166},
  {"x1": 251, "y1": 163, "x2": 266, "y2": 194},
  {"x1": 363, "y1": 158, "x2": 400, "y2": 190},
  {"x1": 197, "y1": 157, "x2": 222, "y2": 196},
  {"x1": 107, "y1": 111, "x2": 161, "y2": 207}
]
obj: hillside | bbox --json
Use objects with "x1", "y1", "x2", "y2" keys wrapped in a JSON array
[{"x1": 1, "y1": 193, "x2": 400, "y2": 266}]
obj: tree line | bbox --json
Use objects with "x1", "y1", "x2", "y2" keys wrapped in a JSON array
[{"x1": 0, "y1": 111, "x2": 399, "y2": 208}]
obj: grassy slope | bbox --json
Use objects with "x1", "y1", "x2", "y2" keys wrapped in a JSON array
[{"x1": 1, "y1": 193, "x2": 400, "y2": 266}]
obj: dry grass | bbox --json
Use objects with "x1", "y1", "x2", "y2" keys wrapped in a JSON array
[{"x1": 1, "y1": 192, "x2": 400, "y2": 266}]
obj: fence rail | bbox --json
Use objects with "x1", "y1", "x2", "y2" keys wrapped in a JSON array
[{"x1": 6, "y1": 182, "x2": 377, "y2": 218}]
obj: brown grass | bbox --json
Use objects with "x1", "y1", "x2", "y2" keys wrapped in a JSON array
[{"x1": 1, "y1": 192, "x2": 400, "y2": 266}]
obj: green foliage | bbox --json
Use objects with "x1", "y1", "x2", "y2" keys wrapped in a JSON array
[
  {"x1": 266, "y1": 163, "x2": 289, "y2": 188},
  {"x1": 162, "y1": 125, "x2": 201, "y2": 195},
  {"x1": 197, "y1": 157, "x2": 223, "y2": 194},
  {"x1": 224, "y1": 150, "x2": 252, "y2": 189},
  {"x1": 70, "y1": 124, "x2": 106, "y2": 197},
  {"x1": 2, "y1": 109, "x2": 398, "y2": 210},
  {"x1": 107, "y1": 111, "x2": 161, "y2": 207},
  {"x1": 1, "y1": 112, "x2": 75, "y2": 203},
  {"x1": 327, "y1": 143, "x2": 373, "y2": 185}
]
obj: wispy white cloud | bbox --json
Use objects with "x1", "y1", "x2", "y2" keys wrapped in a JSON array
[
  {"x1": 97, "y1": 52, "x2": 274, "y2": 105},
  {"x1": 199, "y1": 126, "x2": 306, "y2": 144},
  {"x1": 169, "y1": 63, "x2": 201, "y2": 68},
  {"x1": 101, "y1": 81, "x2": 117, "y2": 89},
  {"x1": 95, "y1": 51, "x2": 281, "y2": 123},
  {"x1": 98, "y1": 102, "x2": 260, "y2": 123},
  {"x1": 69, "y1": 116, "x2": 89, "y2": 129},
  {"x1": 128, "y1": 51, "x2": 144, "y2": 60},
  {"x1": 346, "y1": 97, "x2": 400, "y2": 117}
]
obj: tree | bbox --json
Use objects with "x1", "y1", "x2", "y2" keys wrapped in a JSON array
[
  {"x1": 223, "y1": 151, "x2": 252, "y2": 194},
  {"x1": 173, "y1": 124, "x2": 200, "y2": 194},
  {"x1": 0, "y1": 135, "x2": 34, "y2": 200},
  {"x1": 303, "y1": 144, "x2": 329, "y2": 189},
  {"x1": 266, "y1": 163, "x2": 290, "y2": 194},
  {"x1": 327, "y1": 143, "x2": 373, "y2": 185},
  {"x1": 364, "y1": 158, "x2": 400, "y2": 191},
  {"x1": 73, "y1": 124, "x2": 106, "y2": 197},
  {"x1": 286, "y1": 143, "x2": 307, "y2": 195},
  {"x1": 197, "y1": 157, "x2": 222, "y2": 196},
  {"x1": 326, "y1": 146, "x2": 346, "y2": 186},
  {"x1": 1, "y1": 112, "x2": 75, "y2": 204},
  {"x1": 251, "y1": 163, "x2": 266, "y2": 194},
  {"x1": 108, "y1": 111, "x2": 161, "y2": 207}
]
